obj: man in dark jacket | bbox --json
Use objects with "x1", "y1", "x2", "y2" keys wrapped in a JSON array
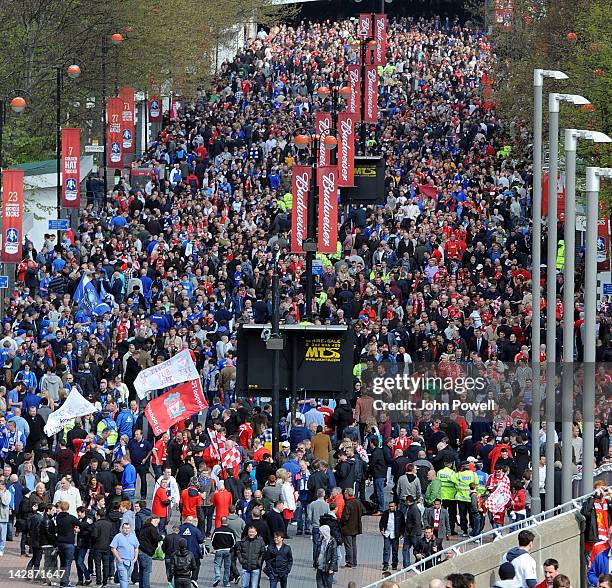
[
  {"x1": 137, "y1": 516, "x2": 162, "y2": 588},
  {"x1": 266, "y1": 501, "x2": 287, "y2": 538},
  {"x1": 340, "y1": 488, "x2": 365, "y2": 568},
  {"x1": 162, "y1": 525, "x2": 182, "y2": 583},
  {"x1": 39, "y1": 503, "x2": 58, "y2": 586},
  {"x1": 178, "y1": 516, "x2": 204, "y2": 581},
  {"x1": 379, "y1": 501, "x2": 405, "y2": 572},
  {"x1": 308, "y1": 461, "x2": 331, "y2": 498},
  {"x1": 334, "y1": 451, "x2": 356, "y2": 491},
  {"x1": 255, "y1": 454, "x2": 276, "y2": 490},
  {"x1": 332, "y1": 400, "x2": 353, "y2": 439},
  {"x1": 27, "y1": 503, "x2": 45, "y2": 573},
  {"x1": 236, "y1": 526, "x2": 266, "y2": 588},
  {"x1": 368, "y1": 438, "x2": 387, "y2": 514},
  {"x1": 169, "y1": 539, "x2": 197, "y2": 588},
  {"x1": 243, "y1": 506, "x2": 271, "y2": 545},
  {"x1": 211, "y1": 517, "x2": 236, "y2": 587},
  {"x1": 264, "y1": 532, "x2": 293, "y2": 588},
  {"x1": 91, "y1": 509, "x2": 115, "y2": 587},
  {"x1": 413, "y1": 526, "x2": 443, "y2": 569},
  {"x1": 75, "y1": 506, "x2": 93, "y2": 585},
  {"x1": 402, "y1": 495, "x2": 423, "y2": 568}
]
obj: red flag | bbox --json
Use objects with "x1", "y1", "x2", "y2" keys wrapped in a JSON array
[
  {"x1": 61, "y1": 128, "x2": 81, "y2": 208},
  {"x1": 317, "y1": 166, "x2": 338, "y2": 253},
  {"x1": 291, "y1": 166, "x2": 311, "y2": 253},
  {"x1": 119, "y1": 87, "x2": 135, "y2": 154},
  {"x1": 374, "y1": 14, "x2": 387, "y2": 65},
  {"x1": 1, "y1": 169, "x2": 24, "y2": 262},
  {"x1": 144, "y1": 379, "x2": 208, "y2": 436},
  {"x1": 315, "y1": 112, "x2": 332, "y2": 168},
  {"x1": 149, "y1": 95, "x2": 161, "y2": 122},
  {"x1": 337, "y1": 113, "x2": 355, "y2": 187},
  {"x1": 347, "y1": 65, "x2": 360, "y2": 118},
  {"x1": 106, "y1": 97, "x2": 123, "y2": 168},
  {"x1": 364, "y1": 65, "x2": 378, "y2": 123},
  {"x1": 358, "y1": 13, "x2": 372, "y2": 38}
]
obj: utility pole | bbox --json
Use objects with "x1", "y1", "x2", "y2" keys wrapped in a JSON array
[{"x1": 267, "y1": 273, "x2": 283, "y2": 458}]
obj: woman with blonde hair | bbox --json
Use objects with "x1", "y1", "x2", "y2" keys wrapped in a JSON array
[{"x1": 277, "y1": 468, "x2": 296, "y2": 535}]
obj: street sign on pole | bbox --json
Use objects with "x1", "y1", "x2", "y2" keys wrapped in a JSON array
[
  {"x1": 0, "y1": 276, "x2": 9, "y2": 288},
  {"x1": 48, "y1": 219, "x2": 70, "y2": 231},
  {"x1": 85, "y1": 145, "x2": 105, "y2": 153},
  {"x1": 603, "y1": 283, "x2": 612, "y2": 295}
]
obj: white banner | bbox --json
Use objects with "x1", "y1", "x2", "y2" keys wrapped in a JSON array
[
  {"x1": 134, "y1": 348, "x2": 199, "y2": 399},
  {"x1": 44, "y1": 389, "x2": 98, "y2": 436}
]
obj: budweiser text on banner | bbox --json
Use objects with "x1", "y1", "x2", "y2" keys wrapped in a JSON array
[
  {"x1": 347, "y1": 65, "x2": 360, "y2": 118},
  {"x1": 119, "y1": 87, "x2": 135, "y2": 153},
  {"x1": 291, "y1": 166, "x2": 311, "y2": 253},
  {"x1": 374, "y1": 14, "x2": 387, "y2": 65},
  {"x1": 315, "y1": 112, "x2": 332, "y2": 167},
  {"x1": 317, "y1": 166, "x2": 338, "y2": 253},
  {"x1": 61, "y1": 128, "x2": 81, "y2": 208},
  {"x1": 337, "y1": 112, "x2": 355, "y2": 187},
  {"x1": 145, "y1": 379, "x2": 208, "y2": 436},
  {"x1": 1, "y1": 169, "x2": 24, "y2": 262},
  {"x1": 364, "y1": 65, "x2": 379, "y2": 123},
  {"x1": 106, "y1": 97, "x2": 123, "y2": 168},
  {"x1": 358, "y1": 13, "x2": 372, "y2": 38}
]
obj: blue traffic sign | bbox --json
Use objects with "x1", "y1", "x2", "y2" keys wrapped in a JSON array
[
  {"x1": 0, "y1": 276, "x2": 8, "y2": 288},
  {"x1": 604, "y1": 283, "x2": 612, "y2": 296},
  {"x1": 48, "y1": 219, "x2": 70, "y2": 231}
]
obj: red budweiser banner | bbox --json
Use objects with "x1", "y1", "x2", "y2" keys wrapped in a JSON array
[
  {"x1": 315, "y1": 112, "x2": 332, "y2": 168},
  {"x1": 144, "y1": 378, "x2": 208, "y2": 436},
  {"x1": 337, "y1": 113, "x2": 355, "y2": 187},
  {"x1": 149, "y1": 95, "x2": 161, "y2": 122},
  {"x1": 364, "y1": 65, "x2": 378, "y2": 123},
  {"x1": 106, "y1": 97, "x2": 123, "y2": 168},
  {"x1": 374, "y1": 14, "x2": 387, "y2": 65},
  {"x1": 1, "y1": 169, "x2": 24, "y2": 262},
  {"x1": 291, "y1": 166, "x2": 311, "y2": 253},
  {"x1": 119, "y1": 87, "x2": 135, "y2": 154},
  {"x1": 358, "y1": 13, "x2": 372, "y2": 38},
  {"x1": 347, "y1": 65, "x2": 360, "y2": 118},
  {"x1": 317, "y1": 166, "x2": 338, "y2": 254},
  {"x1": 61, "y1": 128, "x2": 81, "y2": 208}
]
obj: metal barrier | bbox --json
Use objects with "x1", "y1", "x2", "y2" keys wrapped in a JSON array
[{"x1": 361, "y1": 480, "x2": 601, "y2": 588}]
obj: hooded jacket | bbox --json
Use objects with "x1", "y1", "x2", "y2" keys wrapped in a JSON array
[
  {"x1": 502, "y1": 547, "x2": 537, "y2": 588},
  {"x1": 237, "y1": 535, "x2": 266, "y2": 571},
  {"x1": 139, "y1": 521, "x2": 162, "y2": 556},
  {"x1": 170, "y1": 545, "x2": 196, "y2": 579},
  {"x1": 397, "y1": 472, "x2": 422, "y2": 501}
]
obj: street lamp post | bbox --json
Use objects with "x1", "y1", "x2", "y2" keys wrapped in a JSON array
[
  {"x1": 530, "y1": 68, "x2": 568, "y2": 516},
  {"x1": 584, "y1": 166, "x2": 612, "y2": 495},
  {"x1": 562, "y1": 130, "x2": 611, "y2": 505},
  {"x1": 544, "y1": 91, "x2": 590, "y2": 511}
]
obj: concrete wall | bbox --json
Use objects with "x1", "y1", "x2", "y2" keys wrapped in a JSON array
[{"x1": 399, "y1": 511, "x2": 586, "y2": 588}]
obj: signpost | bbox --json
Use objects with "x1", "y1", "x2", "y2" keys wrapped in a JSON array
[
  {"x1": 0, "y1": 276, "x2": 8, "y2": 288},
  {"x1": 604, "y1": 283, "x2": 612, "y2": 296},
  {"x1": 48, "y1": 219, "x2": 70, "y2": 231}
]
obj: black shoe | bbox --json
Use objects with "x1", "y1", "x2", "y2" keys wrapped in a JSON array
[
  {"x1": 382, "y1": 565, "x2": 389, "y2": 572},
  {"x1": 296, "y1": 531, "x2": 303, "y2": 536},
  {"x1": 305, "y1": 530, "x2": 312, "y2": 535},
  {"x1": 213, "y1": 581, "x2": 220, "y2": 587},
  {"x1": 392, "y1": 566, "x2": 398, "y2": 571}
]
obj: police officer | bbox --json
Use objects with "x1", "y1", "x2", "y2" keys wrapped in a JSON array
[
  {"x1": 453, "y1": 462, "x2": 479, "y2": 537},
  {"x1": 436, "y1": 460, "x2": 457, "y2": 536}
]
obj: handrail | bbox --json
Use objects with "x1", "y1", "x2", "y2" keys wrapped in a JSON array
[{"x1": 361, "y1": 490, "x2": 594, "y2": 588}]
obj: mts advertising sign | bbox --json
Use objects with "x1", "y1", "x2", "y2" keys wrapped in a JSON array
[
  {"x1": 106, "y1": 97, "x2": 123, "y2": 168},
  {"x1": 337, "y1": 112, "x2": 355, "y2": 187},
  {"x1": 291, "y1": 166, "x2": 311, "y2": 253},
  {"x1": 61, "y1": 128, "x2": 80, "y2": 208},
  {"x1": 1, "y1": 169, "x2": 24, "y2": 262},
  {"x1": 364, "y1": 65, "x2": 378, "y2": 122},
  {"x1": 149, "y1": 95, "x2": 161, "y2": 122},
  {"x1": 347, "y1": 65, "x2": 360, "y2": 118},
  {"x1": 374, "y1": 14, "x2": 387, "y2": 65},
  {"x1": 119, "y1": 87, "x2": 135, "y2": 153},
  {"x1": 317, "y1": 166, "x2": 338, "y2": 253},
  {"x1": 315, "y1": 112, "x2": 332, "y2": 168},
  {"x1": 358, "y1": 13, "x2": 372, "y2": 38}
]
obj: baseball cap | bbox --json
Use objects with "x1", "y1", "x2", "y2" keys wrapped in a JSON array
[{"x1": 281, "y1": 441, "x2": 290, "y2": 448}]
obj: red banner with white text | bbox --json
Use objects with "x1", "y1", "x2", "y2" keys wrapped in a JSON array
[
  {"x1": 149, "y1": 95, "x2": 161, "y2": 122},
  {"x1": 374, "y1": 14, "x2": 387, "y2": 65},
  {"x1": 364, "y1": 65, "x2": 378, "y2": 123},
  {"x1": 144, "y1": 379, "x2": 208, "y2": 436},
  {"x1": 317, "y1": 166, "x2": 338, "y2": 253},
  {"x1": 119, "y1": 87, "x2": 135, "y2": 154},
  {"x1": 337, "y1": 112, "x2": 355, "y2": 187},
  {"x1": 106, "y1": 97, "x2": 123, "y2": 168},
  {"x1": 61, "y1": 128, "x2": 81, "y2": 208},
  {"x1": 358, "y1": 13, "x2": 372, "y2": 38},
  {"x1": 291, "y1": 166, "x2": 311, "y2": 253},
  {"x1": 598, "y1": 218, "x2": 610, "y2": 272},
  {"x1": 1, "y1": 169, "x2": 24, "y2": 262},
  {"x1": 315, "y1": 112, "x2": 332, "y2": 168},
  {"x1": 347, "y1": 65, "x2": 360, "y2": 118}
]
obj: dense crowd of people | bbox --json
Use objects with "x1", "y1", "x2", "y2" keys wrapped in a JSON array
[{"x1": 0, "y1": 10, "x2": 611, "y2": 588}]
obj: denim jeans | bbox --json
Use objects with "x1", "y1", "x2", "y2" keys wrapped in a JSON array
[
  {"x1": 402, "y1": 535, "x2": 419, "y2": 568},
  {"x1": 311, "y1": 526, "x2": 320, "y2": 565},
  {"x1": 75, "y1": 545, "x2": 91, "y2": 582},
  {"x1": 241, "y1": 569, "x2": 261, "y2": 588},
  {"x1": 57, "y1": 542, "x2": 75, "y2": 587},
  {"x1": 470, "y1": 513, "x2": 484, "y2": 537},
  {"x1": 138, "y1": 551, "x2": 153, "y2": 588},
  {"x1": 117, "y1": 559, "x2": 134, "y2": 588},
  {"x1": 214, "y1": 549, "x2": 231, "y2": 586},
  {"x1": 270, "y1": 577, "x2": 288, "y2": 588},
  {"x1": 373, "y1": 478, "x2": 386, "y2": 511},
  {"x1": 382, "y1": 535, "x2": 399, "y2": 568},
  {"x1": 0, "y1": 521, "x2": 7, "y2": 554},
  {"x1": 294, "y1": 499, "x2": 310, "y2": 533}
]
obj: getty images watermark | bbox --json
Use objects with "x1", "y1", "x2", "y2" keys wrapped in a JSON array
[{"x1": 371, "y1": 373, "x2": 492, "y2": 413}]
